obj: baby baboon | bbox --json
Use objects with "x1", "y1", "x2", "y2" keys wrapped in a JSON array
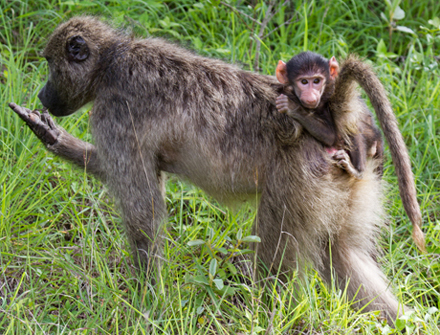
[
  {"x1": 275, "y1": 52, "x2": 424, "y2": 252},
  {"x1": 9, "y1": 17, "x2": 420, "y2": 325},
  {"x1": 275, "y1": 51, "x2": 383, "y2": 179}
]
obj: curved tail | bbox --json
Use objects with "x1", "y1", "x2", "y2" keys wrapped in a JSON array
[{"x1": 336, "y1": 55, "x2": 425, "y2": 252}]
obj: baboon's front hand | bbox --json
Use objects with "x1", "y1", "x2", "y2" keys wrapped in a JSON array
[{"x1": 9, "y1": 102, "x2": 60, "y2": 146}]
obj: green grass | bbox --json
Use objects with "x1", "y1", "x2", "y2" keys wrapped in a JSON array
[{"x1": 1, "y1": 0, "x2": 440, "y2": 333}]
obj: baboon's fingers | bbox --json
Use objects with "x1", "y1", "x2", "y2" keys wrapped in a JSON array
[
  {"x1": 41, "y1": 109, "x2": 56, "y2": 129},
  {"x1": 276, "y1": 95, "x2": 288, "y2": 105},
  {"x1": 331, "y1": 149, "x2": 348, "y2": 161},
  {"x1": 31, "y1": 109, "x2": 41, "y2": 118},
  {"x1": 9, "y1": 102, "x2": 37, "y2": 124},
  {"x1": 336, "y1": 159, "x2": 352, "y2": 173},
  {"x1": 336, "y1": 159, "x2": 349, "y2": 168},
  {"x1": 332, "y1": 150, "x2": 362, "y2": 179},
  {"x1": 276, "y1": 96, "x2": 289, "y2": 113},
  {"x1": 10, "y1": 103, "x2": 44, "y2": 129},
  {"x1": 41, "y1": 111, "x2": 50, "y2": 124},
  {"x1": 9, "y1": 102, "x2": 33, "y2": 121},
  {"x1": 339, "y1": 161, "x2": 362, "y2": 179},
  {"x1": 332, "y1": 152, "x2": 346, "y2": 160},
  {"x1": 9, "y1": 102, "x2": 59, "y2": 145},
  {"x1": 276, "y1": 94, "x2": 287, "y2": 101}
]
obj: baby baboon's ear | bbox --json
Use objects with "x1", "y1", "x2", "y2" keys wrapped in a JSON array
[{"x1": 275, "y1": 60, "x2": 288, "y2": 84}]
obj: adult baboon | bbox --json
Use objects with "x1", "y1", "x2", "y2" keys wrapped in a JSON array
[{"x1": 9, "y1": 16, "x2": 416, "y2": 325}]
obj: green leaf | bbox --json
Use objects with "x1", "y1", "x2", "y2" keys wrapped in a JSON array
[
  {"x1": 427, "y1": 307, "x2": 438, "y2": 314},
  {"x1": 218, "y1": 285, "x2": 237, "y2": 296},
  {"x1": 215, "y1": 48, "x2": 231, "y2": 55},
  {"x1": 213, "y1": 278, "x2": 224, "y2": 290},
  {"x1": 377, "y1": 39, "x2": 387, "y2": 55},
  {"x1": 395, "y1": 26, "x2": 416, "y2": 35},
  {"x1": 390, "y1": 0, "x2": 401, "y2": 13},
  {"x1": 241, "y1": 235, "x2": 261, "y2": 243},
  {"x1": 193, "y1": 275, "x2": 209, "y2": 285},
  {"x1": 226, "y1": 262, "x2": 238, "y2": 275},
  {"x1": 166, "y1": 30, "x2": 181, "y2": 39},
  {"x1": 395, "y1": 318, "x2": 405, "y2": 331},
  {"x1": 209, "y1": 258, "x2": 217, "y2": 276},
  {"x1": 426, "y1": 307, "x2": 439, "y2": 321},
  {"x1": 393, "y1": 6, "x2": 405, "y2": 20},
  {"x1": 192, "y1": 37, "x2": 203, "y2": 50},
  {"x1": 376, "y1": 39, "x2": 398, "y2": 58},
  {"x1": 217, "y1": 247, "x2": 228, "y2": 254},
  {"x1": 188, "y1": 239, "x2": 205, "y2": 247},
  {"x1": 61, "y1": 1, "x2": 97, "y2": 6},
  {"x1": 208, "y1": 227, "x2": 215, "y2": 239},
  {"x1": 253, "y1": 326, "x2": 265, "y2": 333},
  {"x1": 380, "y1": 325, "x2": 393, "y2": 335},
  {"x1": 428, "y1": 17, "x2": 440, "y2": 29},
  {"x1": 237, "y1": 228, "x2": 242, "y2": 241},
  {"x1": 245, "y1": 309, "x2": 253, "y2": 321},
  {"x1": 410, "y1": 51, "x2": 423, "y2": 63},
  {"x1": 217, "y1": 269, "x2": 227, "y2": 279},
  {"x1": 380, "y1": 12, "x2": 389, "y2": 23}
]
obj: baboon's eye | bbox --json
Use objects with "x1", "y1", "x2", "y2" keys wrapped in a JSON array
[
  {"x1": 313, "y1": 78, "x2": 320, "y2": 84},
  {"x1": 301, "y1": 79, "x2": 308, "y2": 85}
]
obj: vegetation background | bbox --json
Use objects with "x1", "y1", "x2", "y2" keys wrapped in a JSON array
[{"x1": 1, "y1": 0, "x2": 440, "y2": 333}]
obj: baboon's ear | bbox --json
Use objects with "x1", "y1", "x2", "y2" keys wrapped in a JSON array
[
  {"x1": 66, "y1": 35, "x2": 90, "y2": 62},
  {"x1": 329, "y1": 56, "x2": 339, "y2": 80},
  {"x1": 275, "y1": 60, "x2": 288, "y2": 84}
]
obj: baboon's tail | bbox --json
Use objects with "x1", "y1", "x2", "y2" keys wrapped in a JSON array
[{"x1": 336, "y1": 55, "x2": 425, "y2": 252}]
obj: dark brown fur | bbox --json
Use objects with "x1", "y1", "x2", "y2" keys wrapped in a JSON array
[{"x1": 9, "y1": 17, "x2": 413, "y2": 325}]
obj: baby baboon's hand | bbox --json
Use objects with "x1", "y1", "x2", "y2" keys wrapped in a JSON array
[
  {"x1": 276, "y1": 94, "x2": 290, "y2": 113},
  {"x1": 9, "y1": 102, "x2": 60, "y2": 146}
]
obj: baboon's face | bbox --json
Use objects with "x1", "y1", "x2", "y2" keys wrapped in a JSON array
[{"x1": 38, "y1": 21, "x2": 99, "y2": 117}]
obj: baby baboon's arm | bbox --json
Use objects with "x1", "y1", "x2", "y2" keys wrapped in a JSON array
[{"x1": 276, "y1": 94, "x2": 336, "y2": 147}]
